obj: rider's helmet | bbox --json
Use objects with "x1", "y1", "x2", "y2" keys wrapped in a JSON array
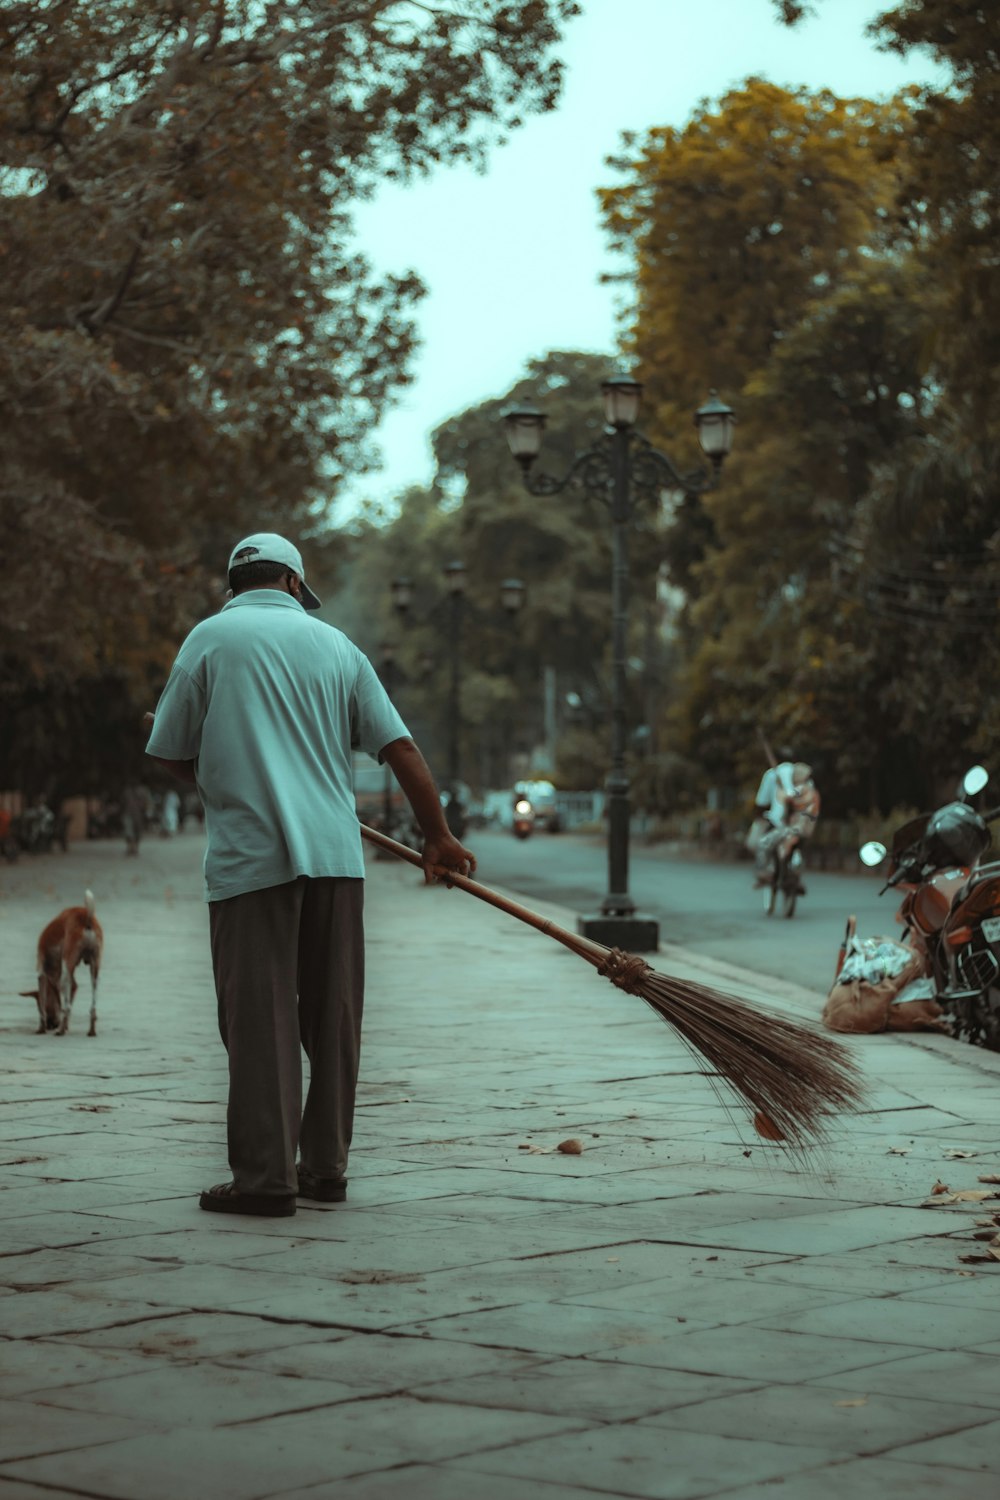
[{"x1": 924, "y1": 801, "x2": 990, "y2": 869}]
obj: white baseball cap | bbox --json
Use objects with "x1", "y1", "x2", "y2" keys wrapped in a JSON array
[{"x1": 227, "y1": 533, "x2": 321, "y2": 610}]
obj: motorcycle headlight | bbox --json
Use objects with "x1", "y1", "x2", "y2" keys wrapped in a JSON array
[{"x1": 514, "y1": 800, "x2": 532, "y2": 815}]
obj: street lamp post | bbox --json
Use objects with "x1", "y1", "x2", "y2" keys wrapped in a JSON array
[
  {"x1": 372, "y1": 579, "x2": 414, "y2": 856},
  {"x1": 393, "y1": 566, "x2": 526, "y2": 836},
  {"x1": 497, "y1": 576, "x2": 526, "y2": 786},
  {"x1": 503, "y1": 376, "x2": 735, "y2": 952},
  {"x1": 442, "y1": 560, "x2": 466, "y2": 828}
]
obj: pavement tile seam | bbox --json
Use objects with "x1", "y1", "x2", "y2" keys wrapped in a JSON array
[
  {"x1": 446, "y1": 1433, "x2": 841, "y2": 1499},
  {"x1": 692, "y1": 1459, "x2": 929, "y2": 1500},
  {"x1": 352, "y1": 1414, "x2": 600, "y2": 1473},
  {"x1": 405, "y1": 1364, "x2": 776, "y2": 1423},
  {"x1": 576, "y1": 1333, "x2": 943, "y2": 1380},
  {"x1": 855, "y1": 1414, "x2": 1000, "y2": 1463},
  {"x1": 861, "y1": 1433, "x2": 998, "y2": 1474},
  {"x1": 245, "y1": 1432, "x2": 604, "y2": 1500},
  {"x1": 3, "y1": 1305, "x2": 186, "y2": 1342},
  {"x1": 46, "y1": 1321, "x2": 355, "y2": 1363}
]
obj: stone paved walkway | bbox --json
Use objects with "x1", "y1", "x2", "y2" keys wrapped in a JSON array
[{"x1": 1, "y1": 831, "x2": 999, "y2": 1500}]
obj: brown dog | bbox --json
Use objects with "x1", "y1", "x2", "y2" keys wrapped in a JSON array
[{"x1": 21, "y1": 890, "x2": 103, "y2": 1036}]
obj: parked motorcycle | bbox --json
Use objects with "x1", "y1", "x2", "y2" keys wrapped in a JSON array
[
  {"x1": 859, "y1": 765, "x2": 1000, "y2": 1050},
  {"x1": 512, "y1": 797, "x2": 535, "y2": 841},
  {"x1": 939, "y1": 850, "x2": 1000, "y2": 1050}
]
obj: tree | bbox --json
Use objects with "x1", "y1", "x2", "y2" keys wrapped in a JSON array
[
  {"x1": 774, "y1": 3, "x2": 1000, "y2": 434},
  {"x1": 768, "y1": 1, "x2": 1000, "y2": 795},
  {"x1": 597, "y1": 79, "x2": 990, "y2": 814},
  {"x1": 599, "y1": 78, "x2": 913, "y2": 455},
  {"x1": 667, "y1": 256, "x2": 948, "y2": 809},
  {"x1": 327, "y1": 350, "x2": 667, "y2": 793},
  {"x1": 0, "y1": 0, "x2": 580, "y2": 792}
]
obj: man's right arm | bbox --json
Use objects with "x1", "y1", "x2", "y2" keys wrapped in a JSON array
[
  {"x1": 145, "y1": 657, "x2": 205, "y2": 783},
  {"x1": 143, "y1": 712, "x2": 197, "y2": 783},
  {"x1": 379, "y1": 737, "x2": 476, "y2": 880}
]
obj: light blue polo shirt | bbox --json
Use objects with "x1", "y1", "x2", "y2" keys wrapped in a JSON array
[{"x1": 146, "y1": 591, "x2": 409, "y2": 901}]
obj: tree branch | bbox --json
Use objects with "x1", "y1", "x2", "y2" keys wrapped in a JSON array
[{"x1": 85, "y1": 236, "x2": 145, "y2": 332}]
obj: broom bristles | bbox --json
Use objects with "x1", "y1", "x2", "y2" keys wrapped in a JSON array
[{"x1": 600, "y1": 952, "x2": 865, "y2": 1149}]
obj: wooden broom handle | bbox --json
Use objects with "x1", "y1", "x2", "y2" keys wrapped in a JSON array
[{"x1": 359, "y1": 822, "x2": 606, "y2": 966}]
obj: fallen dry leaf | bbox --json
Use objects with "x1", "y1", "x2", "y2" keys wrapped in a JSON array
[
  {"x1": 833, "y1": 1397, "x2": 868, "y2": 1409},
  {"x1": 978, "y1": 1173, "x2": 1000, "y2": 1184},
  {"x1": 753, "y1": 1112, "x2": 785, "y2": 1142},
  {"x1": 958, "y1": 1253, "x2": 994, "y2": 1265},
  {"x1": 886, "y1": 1147, "x2": 910, "y2": 1156},
  {"x1": 931, "y1": 1180, "x2": 951, "y2": 1195},
  {"x1": 943, "y1": 1149, "x2": 977, "y2": 1160},
  {"x1": 557, "y1": 1138, "x2": 584, "y2": 1155}
]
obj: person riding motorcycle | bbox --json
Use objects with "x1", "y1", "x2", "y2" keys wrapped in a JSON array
[{"x1": 751, "y1": 758, "x2": 819, "y2": 894}]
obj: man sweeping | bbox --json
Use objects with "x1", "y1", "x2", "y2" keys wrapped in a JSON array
[{"x1": 146, "y1": 532, "x2": 475, "y2": 1218}]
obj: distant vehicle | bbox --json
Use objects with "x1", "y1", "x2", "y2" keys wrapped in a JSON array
[
  {"x1": 514, "y1": 780, "x2": 561, "y2": 833},
  {"x1": 512, "y1": 797, "x2": 535, "y2": 840}
]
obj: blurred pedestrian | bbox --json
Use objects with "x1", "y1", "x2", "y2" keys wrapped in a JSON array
[
  {"x1": 146, "y1": 532, "x2": 475, "y2": 1218},
  {"x1": 160, "y1": 787, "x2": 180, "y2": 837},
  {"x1": 121, "y1": 784, "x2": 145, "y2": 857}
]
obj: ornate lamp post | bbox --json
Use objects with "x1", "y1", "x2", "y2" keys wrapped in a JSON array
[
  {"x1": 372, "y1": 579, "x2": 414, "y2": 853},
  {"x1": 390, "y1": 567, "x2": 526, "y2": 835},
  {"x1": 442, "y1": 559, "x2": 467, "y2": 827},
  {"x1": 503, "y1": 375, "x2": 735, "y2": 951}
]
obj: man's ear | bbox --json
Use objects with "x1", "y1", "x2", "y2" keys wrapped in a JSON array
[{"x1": 288, "y1": 572, "x2": 304, "y2": 602}]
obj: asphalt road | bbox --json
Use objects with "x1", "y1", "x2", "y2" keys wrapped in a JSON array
[{"x1": 470, "y1": 826, "x2": 895, "y2": 994}]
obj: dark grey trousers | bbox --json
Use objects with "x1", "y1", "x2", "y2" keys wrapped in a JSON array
[{"x1": 208, "y1": 876, "x2": 365, "y2": 1197}]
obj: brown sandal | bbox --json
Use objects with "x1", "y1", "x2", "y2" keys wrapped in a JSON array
[{"x1": 199, "y1": 1181, "x2": 296, "y2": 1217}]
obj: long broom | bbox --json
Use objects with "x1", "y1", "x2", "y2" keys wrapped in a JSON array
[{"x1": 360, "y1": 824, "x2": 866, "y2": 1150}]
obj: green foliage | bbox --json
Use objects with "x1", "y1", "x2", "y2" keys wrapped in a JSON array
[
  {"x1": 773, "y1": 2, "x2": 1000, "y2": 429},
  {"x1": 600, "y1": 78, "x2": 914, "y2": 455},
  {"x1": 602, "y1": 61, "x2": 1000, "y2": 816},
  {"x1": 0, "y1": 0, "x2": 579, "y2": 792}
]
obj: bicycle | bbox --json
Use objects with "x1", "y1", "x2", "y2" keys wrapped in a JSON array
[{"x1": 763, "y1": 833, "x2": 805, "y2": 920}]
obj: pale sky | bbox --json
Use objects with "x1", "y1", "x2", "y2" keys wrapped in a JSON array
[{"x1": 340, "y1": 0, "x2": 944, "y2": 517}]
